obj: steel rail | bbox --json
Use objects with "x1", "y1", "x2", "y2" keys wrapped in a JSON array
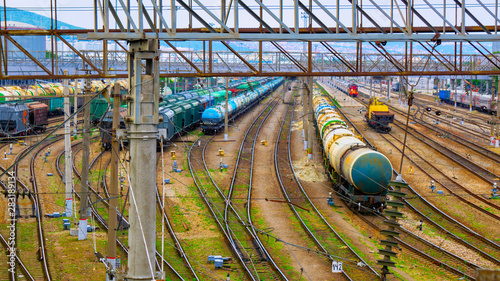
[
  {"x1": 390, "y1": 121, "x2": 500, "y2": 213},
  {"x1": 342, "y1": 87, "x2": 500, "y2": 264},
  {"x1": 188, "y1": 89, "x2": 287, "y2": 280},
  {"x1": 329, "y1": 94, "x2": 479, "y2": 279},
  {"x1": 0, "y1": 142, "x2": 36, "y2": 281},
  {"x1": 28, "y1": 137, "x2": 62, "y2": 281},
  {"x1": 56, "y1": 145, "x2": 184, "y2": 280},
  {"x1": 226, "y1": 91, "x2": 288, "y2": 280},
  {"x1": 378, "y1": 133, "x2": 500, "y2": 264},
  {"x1": 275, "y1": 95, "x2": 379, "y2": 279}
]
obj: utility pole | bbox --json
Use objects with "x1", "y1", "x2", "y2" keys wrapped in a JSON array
[
  {"x1": 106, "y1": 83, "x2": 121, "y2": 281},
  {"x1": 63, "y1": 70, "x2": 73, "y2": 217},
  {"x1": 496, "y1": 76, "x2": 500, "y2": 148},
  {"x1": 224, "y1": 77, "x2": 229, "y2": 141},
  {"x1": 454, "y1": 78, "x2": 457, "y2": 109},
  {"x1": 125, "y1": 40, "x2": 160, "y2": 281},
  {"x1": 307, "y1": 77, "x2": 314, "y2": 160},
  {"x1": 301, "y1": 78, "x2": 309, "y2": 151},
  {"x1": 370, "y1": 77, "x2": 373, "y2": 99},
  {"x1": 490, "y1": 77, "x2": 496, "y2": 145},
  {"x1": 387, "y1": 77, "x2": 391, "y2": 103},
  {"x1": 73, "y1": 71, "x2": 79, "y2": 135},
  {"x1": 78, "y1": 77, "x2": 92, "y2": 240},
  {"x1": 73, "y1": 78, "x2": 78, "y2": 135},
  {"x1": 470, "y1": 75, "x2": 473, "y2": 112}
]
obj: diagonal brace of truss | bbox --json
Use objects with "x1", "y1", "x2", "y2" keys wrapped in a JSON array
[
  {"x1": 56, "y1": 34, "x2": 103, "y2": 75},
  {"x1": 220, "y1": 41, "x2": 257, "y2": 73},
  {"x1": 4, "y1": 35, "x2": 52, "y2": 75},
  {"x1": 164, "y1": 41, "x2": 202, "y2": 74}
]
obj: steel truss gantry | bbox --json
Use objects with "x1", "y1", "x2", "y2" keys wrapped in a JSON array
[{"x1": 2, "y1": 0, "x2": 500, "y2": 79}]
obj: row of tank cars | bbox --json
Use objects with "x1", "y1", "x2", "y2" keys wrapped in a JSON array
[
  {"x1": 0, "y1": 80, "x2": 108, "y2": 136},
  {"x1": 438, "y1": 89, "x2": 497, "y2": 114},
  {"x1": 99, "y1": 77, "x2": 283, "y2": 149},
  {"x1": 313, "y1": 86, "x2": 393, "y2": 212},
  {"x1": 201, "y1": 77, "x2": 283, "y2": 133}
]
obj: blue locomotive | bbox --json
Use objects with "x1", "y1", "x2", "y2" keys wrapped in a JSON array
[{"x1": 200, "y1": 77, "x2": 283, "y2": 134}]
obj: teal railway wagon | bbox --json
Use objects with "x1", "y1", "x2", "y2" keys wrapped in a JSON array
[
  {"x1": 168, "y1": 105, "x2": 185, "y2": 135},
  {"x1": 34, "y1": 96, "x2": 65, "y2": 116},
  {"x1": 176, "y1": 102, "x2": 193, "y2": 129},
  {"x1": 186, "y1": 99, "x2": 201, "y2": 126},
  {"x1": 211, "y1": 90, "x2": 226, "y2": 104},
  {"x1": 90, "y1": 98, "x2": 110, "y2": 123},
  {"x1": 160, "y1": 95, "x2": 184, "y2": 107}
]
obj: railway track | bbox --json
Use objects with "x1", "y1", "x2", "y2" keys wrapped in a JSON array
[
  {"x1": 358, "y1": 90, "x2": 500, "y2": 218},
  {"x1": 389, "y1": 121, "x2": 500, "y2": 212},
  {"x1": 379, "y1": 133, "x2": 500, "y2": 262},
  {"x1": 98, "y1": 149, "x2": 200, "y2": 280},
  {"x1": 188, "y1": 92, "x2": 288, "y2": 280},
  {"x1": 275, "y1": 96, "x2": 378, "y2": 280},
  {"x1": 225, "y1": 92, "x2": 288, "y2": 280},
  {"x1": 378, "y1": 99, "x2": 500, "y2": 220},
  {"x1": 320, "y1": 88, "x2": 495, "y2": 279},
  {"x1": 57, "y1": 145, "x2": 185, "y2": 280},
  {"x1": 26, "y1": 136, "x2": 64, "y2": 281},
  {"x1": 152, "y1": 153, "x2": 200, "y2": 281},
  {"x1": 0, "y1": 143, "x2": 37, "y2": 281},
  {"x1": 357, "y1": 85, "x2": 492, "y2": 143},
  {"x1": 349, "y1": 92, "x2": 500, "y2": 263}
]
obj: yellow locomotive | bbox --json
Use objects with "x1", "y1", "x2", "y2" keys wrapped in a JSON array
[{"x1": 365, "y1": 97, "x2": 394, "y2": 133}]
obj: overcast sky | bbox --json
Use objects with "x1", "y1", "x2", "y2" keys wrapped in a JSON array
[{"x1": 6, "y1": 1, "x2": 500, "y2": 32}]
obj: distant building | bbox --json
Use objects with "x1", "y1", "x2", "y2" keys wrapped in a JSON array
[{"x1": 1, "y1": 21, "x2": 45, "y2": 60}]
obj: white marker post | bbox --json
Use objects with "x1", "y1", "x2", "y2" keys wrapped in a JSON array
[{"x1": 332, "y1": 261, "x2": 343, "y2": 273}]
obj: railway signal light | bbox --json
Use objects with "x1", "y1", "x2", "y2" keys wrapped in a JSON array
[
  {"x1": 426, "y1": 107, "x2": 432, "y2": 112},
  {"x1": 435, "y1": 110, "x2": 442, "y2": 116}
]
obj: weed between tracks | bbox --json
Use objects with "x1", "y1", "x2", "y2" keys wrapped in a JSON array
[{"x1": 251, "y1": 207, "x2": 303, "y2": 280}]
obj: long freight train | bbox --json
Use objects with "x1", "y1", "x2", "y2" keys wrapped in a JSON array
[
  {"x1": 201, "y1": 77, "x2": 283, "y2": 134},
  {"x1": 438, "y1": 89, "x2": 498, "y2": 115},
  {"x1": 99, "y1": 78, "x2": 281, "y2": 148},
  {"x1": 313, "y1": 88, "x2": 393, "y2": 212}
]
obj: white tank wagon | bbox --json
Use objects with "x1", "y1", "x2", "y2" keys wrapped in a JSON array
[{"x1": 313, "y1": 90, "x2": 393, "y2": 212}]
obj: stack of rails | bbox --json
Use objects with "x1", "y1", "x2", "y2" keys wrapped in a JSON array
[{"x1": 312, "y1": 88, "x2": 393, "y2": 212}]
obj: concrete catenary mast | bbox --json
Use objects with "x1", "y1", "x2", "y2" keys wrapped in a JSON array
[
  {"x1": 106, "y1": 83, "x2": 121, "y2": 281},
  {"x1": 125, "y1": 40, "x2": 160, "y2": 281},
  {"x1": 224, "y1": 77, "x2": 229, "y2": 141},
  {"x1": 78, "y1": 77, "x2": 92, "y2": 240},
  {"x1": 301, "y1": 78, "x2": 309, "y2": 151},
  {"x1": 63, "y1": 70, "x2": 73, "y2": 218},
  {"x1": 307, "y1": 77, "x2": 314, "y2": 159}
]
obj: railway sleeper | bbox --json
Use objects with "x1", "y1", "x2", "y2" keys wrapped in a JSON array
[{"x1": 251, "y1": 239, "x2": 267, "y2": 261}]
